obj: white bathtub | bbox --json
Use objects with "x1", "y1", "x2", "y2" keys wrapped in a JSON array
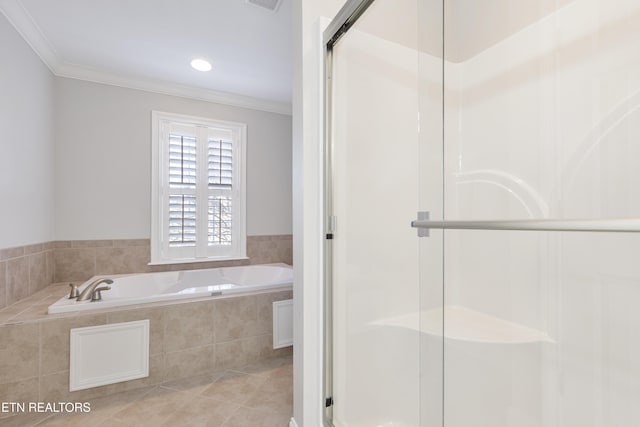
[{"x1": 48, "y1": 263, "x2": 292, "y2": 314}]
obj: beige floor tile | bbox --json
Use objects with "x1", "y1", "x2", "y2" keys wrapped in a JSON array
[
  {"x1": 160, "y1": 395, "x2": 239, "y2": 427},
  {"x1": 110, "y1": 386, "x2": 191, "y2": 426},
  {"x1": 0, "y1": 354, "x2": 292, "y2": 427},
  {"x1": 242, "y1": 375, "x2": 293, "y2": 415},
  {"x1": 33, "y1": 387, "x2": 155, "y2": 426},
  {"x1": 1, "y1": 412, "x2": 53, "y2": 427},
  {"x1": 96, "y1": 417, "x2": 132, "y2": 427},
  {"x1": 200, "y1": 371, "x2": 267, "y2": 405},
  {"x1": 161, "y1": 372, "x2": 226, "y2": 395},
  {"x1": 86, "y1": 386, "x2": 156, "y2": 416},
  {"x1": 231, "y1": 356, "x2": 293, "y2": 377},
  {"x1": 34, "y1": 412, "x2": 109, "y2": 427},
  {"x1": 221, "y1": 406, "x2": 291, "y2": 427}
]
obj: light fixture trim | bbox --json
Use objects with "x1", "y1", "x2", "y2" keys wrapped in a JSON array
[{"x1": 190, "y1": 59, "x2": 212, "y2": 72}]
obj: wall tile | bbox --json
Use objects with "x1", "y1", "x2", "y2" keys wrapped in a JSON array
[
  {"x1": 7, "y1": 257, "x2": 29, "y2": 305},
  {"x1": 216, "y1": 334, "x2": 290, "y2": 371},
  {"x1": 112, "y1": 239, "x2": 150, "y2": 248},
  {"x1": 40, "y1": 314, "x2": 108, "y2": 375},
  {"x1": 214, "y1": 339, "x2": 245, "y2": 370},
  {"x1": 247, "y1": 235, "x2": 293, "y2": 265},
  {"x1": 72, "y1": 240, "x2": 113, "y2": 248},
  {"x1": 39, "y1": 355, "x2": 163, "y2": 403},
  {"x1": 0, "y1": 247, "x2": 25, "y2": 262},
  {"x1": 88, "y1": 354, "x2": 165, "y2": 398},
  {"x1": 95, "y1": 246, "x2": 150, "y2": 275},
  {"x1": 0, "y1": 262, "x2": 6, "y2": 310},
  {"x1": 256, "y1": 291, "x2": 293, "y2": 335},
  {"x1": 164, "y1": 345, "x2": 214, "y2": 382},
  {"x1": 54, "y1": 248, "x2": 96, "y2": 282},
  {"x1": 0, "y1": 377, "x2": 39, "y2": 408},
  {"x1": 164, "y1": 301, "x2": 214, "y2": 352},
  {"x1": 213, "y1": 296, "x2": 259, "y2": 342},
  {"x1": 247, "y1": 334, "x2": 279, "y2": 361},
  {"x1": 108, "y1": 307, "x2": 165, "y2": 356},
  {"x1": 46, "y1": 250, "x2": 55, "y2": 287},
  {"x1": 39, "y1": 371, "x2": 69, "y2": 402},
  {"x1": 28, "y1": 252, "x2": 48, "y2": 294},
  {"x1": 23, "y1": 243, "x2": 45, "y2": 255},
  {"x1": 0, "y1": 322, "x2": 39, "y2": 383},
  {"x1": 147, "y1": 258, "x2": 249, "y2": 274},
  {"x1": 52, "y1": 241, "x2": 72, "y2": 249}
]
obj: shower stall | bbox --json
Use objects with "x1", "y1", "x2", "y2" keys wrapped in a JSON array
[{"x1": 323, "y1": 0, "x2": 640, "y2": 426}]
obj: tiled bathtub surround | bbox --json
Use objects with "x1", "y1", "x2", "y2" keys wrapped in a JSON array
[
  {"x1": 0, "y1": 243, "x2": 55, "y2": 310},
  {"x1": 0, "y1": 285, "x2": 292, "y2": 420},
  {"x1": 54, "y1": 235, "x2": 293, "y2": 282},
  {"x1": 0, "y1": 235, "x2": 291, "y2": 307}
]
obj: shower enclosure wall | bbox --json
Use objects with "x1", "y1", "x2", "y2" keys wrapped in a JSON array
[{"x1": 324, "y1": 0, "x2": 640, "y2": 426}]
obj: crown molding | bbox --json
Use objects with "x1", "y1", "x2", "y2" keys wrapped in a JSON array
[
  {"x1": 0, "y1": 0, "x2": 292, "y2": 116},
  {"x1": 0, "y1": 0, "x2": 60, "y2": 73},
  {"x1": 55, "y1": 62, "x2": 292, "y2": 115}
]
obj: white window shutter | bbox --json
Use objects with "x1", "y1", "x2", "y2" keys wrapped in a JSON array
[{"x1": 151, "y1": 112, "x2": 247, "y2": 264}]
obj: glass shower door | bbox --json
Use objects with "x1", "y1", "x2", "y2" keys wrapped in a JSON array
[
  {"x1": 327, "y1": 0, "x2": 640, "y2": 426},
  {"x1": 325, "y1": 0, "x2": 444, "y2": 425}
]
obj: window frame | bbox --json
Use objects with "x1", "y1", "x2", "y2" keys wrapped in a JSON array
[{"x1": 150, "y1": 111, "x2": 247, "y2": 265}]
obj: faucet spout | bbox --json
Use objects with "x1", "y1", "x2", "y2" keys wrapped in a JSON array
[{"x1": 76, "y1": 278, "x2": 114, "y2": 301}]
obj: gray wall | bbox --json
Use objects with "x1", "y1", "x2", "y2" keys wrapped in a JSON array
[
  {"x1": 54, "y1": 77, "x2": 292, "y2": 240},
  {"x1": 0, "y1": 13, "x2": 55, "y2": 248}
]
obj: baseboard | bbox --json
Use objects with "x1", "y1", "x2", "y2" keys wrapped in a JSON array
[{"x1": 289, "y1": 417, "x2": 298, "y2": 427}]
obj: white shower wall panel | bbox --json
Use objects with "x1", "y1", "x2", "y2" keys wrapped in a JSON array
[{"x1": 446, "y1": 0, "x2": 640, "y2": 425}]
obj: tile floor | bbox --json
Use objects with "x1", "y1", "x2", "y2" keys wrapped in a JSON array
[{"x1": 2, "y1": 356, "x2": 293, "y2": 427}]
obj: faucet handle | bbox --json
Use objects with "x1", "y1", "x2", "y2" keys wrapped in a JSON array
[
  {"x1": 68, "y1": 283, "x2": 79, "y2": 299},
  {"x1": 91, "y1": 286, "x2": 111, "y2": 302}
]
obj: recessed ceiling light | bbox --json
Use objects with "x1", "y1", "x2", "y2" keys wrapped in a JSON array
[{"x1": 190, "y1": 59, "x2": 212, "y2": 72}]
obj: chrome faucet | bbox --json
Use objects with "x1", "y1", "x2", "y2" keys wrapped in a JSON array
[{"x1": 76, "y1": 278, "x2": 113, "y2": 301}]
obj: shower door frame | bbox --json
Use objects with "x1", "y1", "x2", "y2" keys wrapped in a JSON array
[{"x1": 322, "y1": 0, "x2": 377, "y2": 425}]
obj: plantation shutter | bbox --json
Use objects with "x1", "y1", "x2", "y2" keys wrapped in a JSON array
[
  {"x1": 151, "y1": 112, "x2": 245, "y2": 264},
  {"x1": 168, "y1": 134, "x2": 197, "y2": 247},
  {"x1": 207, "y1": 138, "x2": 233, "y2": 246}
]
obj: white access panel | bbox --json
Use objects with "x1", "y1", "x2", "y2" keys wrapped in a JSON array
[
  {"x1": 70, "y1": 320, "x2": 149, "y2": 391},
  {"x1": 273, "y1": 299, "x2": 293, "y2": 349}
]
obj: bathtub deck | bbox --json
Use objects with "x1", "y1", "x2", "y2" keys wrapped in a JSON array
[
  {"x1": 0, "y1": 282, "x2": 73, "y2": 325},
  {"x1": 0, "y1": 281, "x2": 291, "y2": 325},
  {"x1": 1, "y1": 355, "x2": 293, "y2": 427}
]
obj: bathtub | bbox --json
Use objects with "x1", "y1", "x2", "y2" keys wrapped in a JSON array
[{"x1": 48, "y1": 263, "x2": 292, "y2": 314}]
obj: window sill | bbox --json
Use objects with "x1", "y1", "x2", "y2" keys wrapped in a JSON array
[{"x1": 147, "y1": 256, "x2": 249, "y2": 266}]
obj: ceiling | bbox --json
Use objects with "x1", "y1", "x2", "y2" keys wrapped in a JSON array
[{"x1": 0, "y1": 0, "x2": 292, "y2": 114}]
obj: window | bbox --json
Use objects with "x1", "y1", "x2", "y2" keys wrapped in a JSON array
[{"x1": 151, "y1": 111, "x2": 246, "y2": 264}]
